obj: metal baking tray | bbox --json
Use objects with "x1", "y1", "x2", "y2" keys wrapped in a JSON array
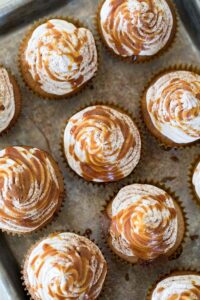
[{"x1": 0, "y1": 1, "x2": 200, "y2": 299}]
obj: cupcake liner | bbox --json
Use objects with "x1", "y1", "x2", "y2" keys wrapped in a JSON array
[
  {"x1": 141, "y1": 64, "x2": 200, "y2": 149},
  {"x1": 60, "y1": 99, "x2": 144, "y2": 189},
  {"x1": 21, "y1": 229, "x2": 108, "y2": 300},
  {"x1": 95, "y1": 0, "x2": 178, "y2": 64},
  {"x1": 146, "y1": 268, "x2": 200, "y2": 300},
  {"x1": 100, "y1": 180, "x2": 188, "y2": 266},
  {"x1": 18, "y1": 16, "x2": 99, "y2": 100},
  {"x1": 0, "y1": 146, "x2": 66, "y2": 236},
  {"x1": 0, "y1": 65, "x2": 22, "y2": 136},
  {"x1": 188, "y1": 155, "x2": 200, "y2": 207}
]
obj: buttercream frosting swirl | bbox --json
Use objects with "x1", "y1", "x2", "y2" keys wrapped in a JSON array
[
  {"x1": 24, "y1": 232, "x2": 107, "y2": 300},
  {"x1": 152, "y1": 274, "x2": 200, "y2": 299},
  {"x1": 193, "y1": 160, "x2": 200, "y2": 199},
  {"x1": 25, "y1": 19, "x2": 97, "y2": 95},
  {"x1": 99, "y1": 0, "x2": 174, "y2": 57},
  {"x1": 0, "y1": 67, "x2": 15, "y2": 133},
  {"x1": 64, "y1": 105, "x2": 141, "y2": 182},
  {"x1": 0, "y1": 146, "x2": 63, "y2": 233},
  {"x1": 109, "y1": 184, "x2": 178, "y2": 260},
  {"x1": 146, "y1": 71, "x2": 200, "y2": 144}
]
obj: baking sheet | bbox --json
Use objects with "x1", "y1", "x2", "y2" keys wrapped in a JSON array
[{"x1": 0, "y1": 0, "x2": 200, "y2": 299}]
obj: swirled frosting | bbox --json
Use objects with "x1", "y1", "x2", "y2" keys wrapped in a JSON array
[
  {"x1": 152, "y1": 274, "x2": 200, "y2": 299},
  {"x1": 0, "y1": 146, "x2": 63, "y2": 233},
  {"x1": 99, "y1": 0, "x2": 174, "y2": 57},
  {"x1": 25, "y1": 232, "x2": 107, "y2": 300},
  {"x1": 146, "y1": 71, "x2": 200, "y2": 144},
  {"x1": 193, "y1": 160, "x2": 200, "y2": 199},
  {"x1": 109, "y1": 184, "x2": 178, "y2": 260},
  {"x1": 25, "y1": 19, "x2": 97, "y2": 95},
  {"x1": 0, "y1": 67, "x2": 15, "y2": 133},
  {"x1": 64, "y1": 105, "x2": 141, "y2": 182}
]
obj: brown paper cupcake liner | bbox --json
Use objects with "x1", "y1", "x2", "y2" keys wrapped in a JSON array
[
  {"x1": 95, "y1": 0, "x2": 178, "y2": 64},
  {"x1": 18, "y1": 16, "x2": 99, "y2": 101},
  {"x1": 21, "y1": 229, "x2": 108, "y2": 300},
  {"x1": 100, "y1": 180, "x2": 188, "y2": 266},
  {"x1": 146, "y1": 268, "x2": 200, "y2": 300},
  {"x1": 141, "y1": 64, "x2": 200, "y2": 149},
  {"x1": 188, "y1": 155, "x2": 200, "y2": 207},
  {"x1": 60, "y1": 99, "x2": 144, "y2": 189},
  {"x1": 0, "y1": 65, "x2": 22, "y2": 136},
  {"x1": 0, "y1": 147, "x2": 66, "y2": 237}
]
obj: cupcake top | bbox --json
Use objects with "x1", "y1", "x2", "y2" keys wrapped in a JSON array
[
  {"x1": 151, "y1": 273, "x2": 200, "y2": 299},
  {"x1": 0, "y1": 67, "x2": 16, "y2": 133},
  {"x1": 24, "y1": 19, "x2": 97, "y2": 96},
  {"x1": 192, "y1": 160, "x2": 200, "y2": 199},
  {"x1": 146, "y1": 70, "x2": 200, "y2": 144},
  {"x1": 0, "y1": 146, "x2": 63, "y2": 233},
  {"x1": 24, "y1": 232, "x2": 107, "y2": 300},
  {"x1": 63, "y1": 105, "x2": 141, "y2": 182},
  {"x1": 99, "y1": 0, "x2": 174, "y2": 57},
  {"x1": 109, "y1": 184, "x2": 178, "y2": 260}
]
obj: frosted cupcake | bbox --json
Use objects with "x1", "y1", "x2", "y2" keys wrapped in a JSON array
[
  {"x1": 147, "y1": 271, "x2": 200, "y2": 299},
  {"x1": 63, "y1": 105, "x2": 141, "y2": 182},
  {"x1": 0, "y1": 66, "x2": 21, "y2": 134},
  {"x1": 23, "y1": 232, "x2": 107, "y2": 300},
  {"x1": 102, "y1": 184, "x2": 185, "y2": 263},
  {"x1": 19, "y1": 18, "x2": 98, "y2": 99},
  {"x1": 97, "y1": 0, "x2": 176, "y2": 62},
  {"x1": 0, "y1": 146, "x2": 64, "y2": 234},
  {"x1": 142, "y1": 70, "x2": 200, "y2": 147}
]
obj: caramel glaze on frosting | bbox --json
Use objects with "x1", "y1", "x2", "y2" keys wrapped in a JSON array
[
  {"x1": 151, "y1": 273, "x2": 200, "y2": 300},
  {"x1": 24, "y1": 232, "x2": 107, "y2": 300},
  {"x1": 146, "y1": 71, "x2": 200, "y2": 144},
  {"x1": 25, "y1": 19, "x2": 97, "y2": 95},
  {"x1": 109, "y1": 184, "x2": 178, "y2": 260},
  {"x1": 99, "y1": 0, "x2": 174, "y2": 57},
  {"x1": 0, "y1": 146, "x2": 63, "y2": 233},
  {"x1": 0, "y1": 67, "x2": 15, "y2": 133},
  {"x1": 64, "y1": 105, "x2": 141, "y2": 182}
]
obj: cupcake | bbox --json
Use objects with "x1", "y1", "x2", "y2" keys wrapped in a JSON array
[
  {"x1": 63, "y1": 105, "x2": 141, "y2": 182},
  {"x1": 191, "y1": 157, "x2": 200, "y2": 204},
  {"x1": 97, "y1": 0, "x2": 176, "y2": 62},
  {"x1": 19, "y1": 18, "x2": 98, "y2": 99},
  {"x1": 0, "y1": 66, "x2": 21, "y2": 134},
  {"x1": 0, "y1": 146, "x2": 64, "y2": 234},
  {"x1": 142, "y1": 69, "x2": 200, "y2": 147},
  {"x1": 102, "y1": 184, "x2": 185, "y2": 263},
  {"x1": 148, "y1": 271, "x2": 200, "y2": 299},
  {"x1": 23, "y1": 232, "x2": 107, "y2": 300}
]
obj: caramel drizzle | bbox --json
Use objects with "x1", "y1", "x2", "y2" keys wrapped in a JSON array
[
  {"x1": 69, "y1": 106, "x2": 138, "y2": 182},
  {"x1": 101, "y1": 0, "x2": 171, "y2": 56},
  {"x1": 148, "y1": 78, "x2": 200, "y2": 137},
  {"x1": 29, "y1": 20, "x2": 96, "y2": 89},
  {"x1": 30, "y1": 239, "x2": 107, "y2": 299},
  {"x1": 0, "y1": 147, "x2": 60, "y2": 231},
  {"x1": 158, "y1": 281, "x2": 200, "y2": 300},
  {"x1": 110, "y1": 193, "x2": 177, "y2": 260}
]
